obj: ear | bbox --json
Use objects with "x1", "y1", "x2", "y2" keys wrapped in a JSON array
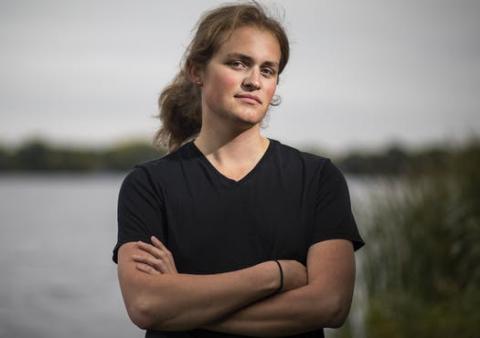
[{"x1": 187, "y1": 61, "x2": 204, "y2": 87}]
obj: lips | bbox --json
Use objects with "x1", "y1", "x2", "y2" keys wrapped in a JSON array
[{"x1": 234, "y1": 93, "x2": 262, "y2": 104}]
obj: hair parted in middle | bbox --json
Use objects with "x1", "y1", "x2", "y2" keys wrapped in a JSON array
[{"x1": 153, "y1": 1, "x2": 290, "y2": 153}]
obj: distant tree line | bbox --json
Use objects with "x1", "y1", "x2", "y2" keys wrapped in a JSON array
[
  {"x1": 0, "y1": 139, "x2": 166, "y2": 172},
  {"x1": 0, "y1": 136, "x2": 477, "y2": 175}
]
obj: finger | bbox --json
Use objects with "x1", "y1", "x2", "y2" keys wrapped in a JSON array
[
  {"x1": 150, "y1": 237, "x2": 174, "y2": 262},
  {"x1": 136, "y1": 262, "x2": 160, "y2": 275},
  {"x1": 151, "y1": 236, "x2": 171, "y2": 254},
  {"x1": 133, "y1": 254, "x2": 166, "y2": 272},
  {"x1": 137, "y1": 241, "x2": 165, "y2": 259},
  {"x1": 135, "y1": 243, "x2": 175, "y2": 274},
  {"x1": 147, "y1": 237, "x2": 175, "y2": 273},
  {"x1": 151, "y1": 236, "x2": 177, "y2": 273},
  {"x1": 133, "y1": 253, "x2": 173, "y2": 274},
  {"x1": 132, "y1": 255, "x2": 167, "y2": 273}
]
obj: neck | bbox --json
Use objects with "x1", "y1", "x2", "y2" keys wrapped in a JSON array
[{"x1": 193, "y1": 126, "x2": 269, "y2": 166}]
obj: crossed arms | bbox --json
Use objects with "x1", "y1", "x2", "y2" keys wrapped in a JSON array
[{"x1": 117, "y1": 237, "x2": 355, "y2": 337}]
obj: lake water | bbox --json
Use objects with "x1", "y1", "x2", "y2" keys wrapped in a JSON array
[{"x1": 0, "y1": 173, "x2": 387, "y2": 338}]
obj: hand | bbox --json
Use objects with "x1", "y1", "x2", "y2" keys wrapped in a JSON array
[
  {"x1": 277, "y1": 260, "x2": 308, "y2": 292},
  {"x1": 132, "y1": 236, "x2": 178, "y2": 275}
]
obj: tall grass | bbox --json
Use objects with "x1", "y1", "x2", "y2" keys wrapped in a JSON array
[
  {"x1": 332, "y1": 137, "x2": 480, "y2": 338},
  {"x1": 358, "y1": 138, "x2": 480, "y2": 337}
]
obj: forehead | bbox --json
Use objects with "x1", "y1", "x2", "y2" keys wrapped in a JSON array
[{"x1": 214, "y1": 26, "x2": 281, "y2": 64}]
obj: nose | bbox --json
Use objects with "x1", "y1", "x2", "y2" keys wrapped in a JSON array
[{"x1": 241, "y1": 67, "x2": 261, "y2": 91}]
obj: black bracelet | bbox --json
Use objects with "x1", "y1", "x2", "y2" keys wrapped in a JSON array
[{"x1": 273, "y1": 260, "x2": 283, "y2": 294}]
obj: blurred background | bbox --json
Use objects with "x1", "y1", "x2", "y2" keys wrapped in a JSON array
[{"x1": 0, "y1": 0, "x2": 479, "y2": 337}]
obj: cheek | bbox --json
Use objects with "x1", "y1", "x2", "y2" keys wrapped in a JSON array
[
  {"x1": 264, "y1": 82, "x2": 277, "y2": 99},
  {"x1": 213, "y1": 72, "x2": 238, "y2": 90},
  {"x1": 204, "y1": 71, "x2": 238, "y2": 104}
]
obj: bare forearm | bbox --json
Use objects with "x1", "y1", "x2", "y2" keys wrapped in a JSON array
[
  {"x1": 199, "y1": 240, "x2": 358, "y2": 337},
  {"x1": 200, "y1": 283, "x2": 338, "y2": 337},
  {"x1": 131, "y1": 261, "x2": 279, "y2": 331}
]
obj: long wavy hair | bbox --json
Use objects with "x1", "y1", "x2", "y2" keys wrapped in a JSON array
[{"x1": 153, "y1": 1, "x2": 290, "y2": 153}]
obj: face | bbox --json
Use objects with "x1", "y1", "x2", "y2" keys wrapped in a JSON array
[{"x1": 196, "y1": 26, "x2": 281, "y2": 129}]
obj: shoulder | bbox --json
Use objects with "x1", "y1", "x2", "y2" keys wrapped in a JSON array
[
  {"x1": 272, "y1": 138, "x2": 339, "y2": 178},
  {"x1": 120, "y1": 142, "x2": 193, "y2": 196},
  {"x1": 126, "y1": 141, "x2": 192, "y2": 180}
]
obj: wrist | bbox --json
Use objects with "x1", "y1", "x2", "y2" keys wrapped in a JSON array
[
  {"x1": 273, "y1": 260, "x2": 284, "y2": 294},
  {"x1": 254, "y1": 261, "x2": 281, "y2": 296}
]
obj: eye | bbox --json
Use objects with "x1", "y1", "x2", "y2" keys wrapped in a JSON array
[
  {"x1": 229, "y1": 60, "x2": 246, "y2": 69},
  {"x1": 261, "y1": 67, "x2": 276, "y2": 77}
]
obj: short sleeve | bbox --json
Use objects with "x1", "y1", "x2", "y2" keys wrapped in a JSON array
[
  {"x1": 309, "y1": 159, "x2": 365, "y2": 251},
  {"x1": 112, "y1": 165, "x2": 166, "y2": 263}
]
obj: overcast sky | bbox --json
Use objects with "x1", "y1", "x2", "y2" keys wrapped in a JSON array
[{"x1": 1, "y1": 0, "x2": 479, "y2": 153}]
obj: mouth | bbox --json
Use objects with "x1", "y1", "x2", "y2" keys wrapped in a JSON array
[{"x1": 234, "y1": 94, "x2": 262, "y2": 105}]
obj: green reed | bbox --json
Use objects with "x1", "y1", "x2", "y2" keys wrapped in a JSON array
[
  {"x1": 333, "y1": 139, "x2": 480, "y2": 338},
  {"x1": 357, "y1": 138, "x2": 480, "y2": 338}
]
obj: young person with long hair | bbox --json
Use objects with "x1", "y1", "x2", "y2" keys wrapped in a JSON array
[{"x1": 113, "y1": 2, "x2": 364, "y2": 337}]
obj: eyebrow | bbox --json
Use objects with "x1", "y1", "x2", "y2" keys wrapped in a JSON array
[{"x1": 225, "y1": 53, "x2": 279, "y2": 68}]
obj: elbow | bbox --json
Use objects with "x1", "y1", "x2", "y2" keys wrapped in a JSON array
[
  {"x1": 126, "y1": 296, "x2": 161, "y2": 330},
  {"x1": 327, "y1": 311, "x2": 348, "y2": 329},
  {"x1": 324, "y1": 295, "x2": 351, "y2": 328},
  {"x1": 127, "y1": 299, "x2": 153, "y2": 330},
  {"x1": 127, "y1": 298, "x2": 191, "y2": 332}
]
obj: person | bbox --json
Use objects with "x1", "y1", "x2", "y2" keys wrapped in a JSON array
[{"x1": 112, "y1": 2, "x2": 365, "y2": 338}]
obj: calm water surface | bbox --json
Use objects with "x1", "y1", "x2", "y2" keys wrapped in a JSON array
[{"x1": 0, "y1": 173, "x2": 387, "y2": 338}]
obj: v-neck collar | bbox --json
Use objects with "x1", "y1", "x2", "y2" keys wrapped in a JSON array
[{"x1": 189, "y1": 138, "x2": 275, "y2": 186}]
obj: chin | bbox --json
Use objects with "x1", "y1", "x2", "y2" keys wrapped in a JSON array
[
  {"x1": 215, "y1": 105, "x2": 267, "y2": 127},
  {"x1": 235, "y1": 111, "x2": 266, "y2": 125}
]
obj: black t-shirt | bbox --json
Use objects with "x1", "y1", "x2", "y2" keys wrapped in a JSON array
[{"x1": 113, "y1": 137, "x2": 365, "y2": 338}]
